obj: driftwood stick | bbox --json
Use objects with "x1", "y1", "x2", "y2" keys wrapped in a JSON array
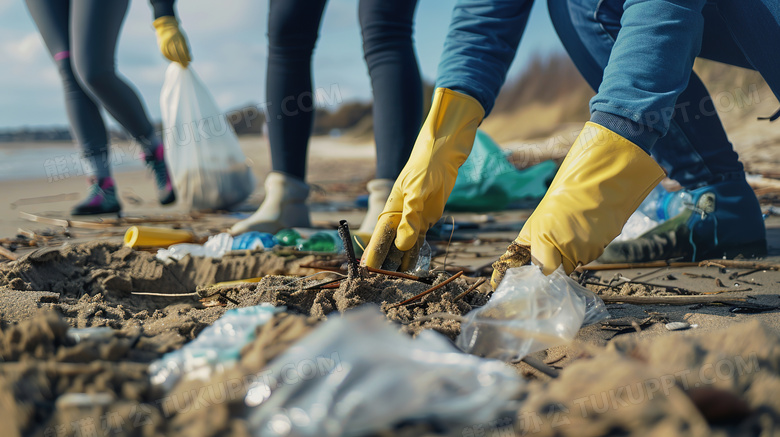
[
  {"x1": 600, "y1": 295, "x2": 748, "y2": 305},
  {"x1": 699, "y1": 260, "x2": 780, "y2": 271},
  {"x1": 389, "y1": 271, "x2": 464, "y2": 308},
  {"x1": 338, "y1": 220, "x2": 360, "y2": 279},
  {"x1": 454, "y1": 277, "x2": 487, "y2": 302},
  {"x1": 368, "y1": 267, "x2": 423, "y2": 281},
  {"x1": 303, "y1": 277, "x2": 343, "y2": 290},
  {"x1": 521, "y1": 356, "x2": 560, "y2": 378},
  {"x1": 0, "y1": 245, "x2": 18, "y2": 261},
  {"x1": 576, "y1": 261, "x2": 699, "y2": 272},
  {"x1": 301, "y1": 263, "x2": 423, "y2": 281}
]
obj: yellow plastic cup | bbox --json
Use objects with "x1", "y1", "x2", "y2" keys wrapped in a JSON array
[{"x1": 124, "y1": 226, "x2": 195, "y2": 248}]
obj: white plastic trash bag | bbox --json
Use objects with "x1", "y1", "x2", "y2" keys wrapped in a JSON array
[
  {"x1": 160, "y1": 63, "x2": 255, "y2": 210},
  {"x1": 457, "y1": 265, "x2": 609, "y2": 362},
  {"x1": 245, "y1": 306, "x2": 523, "y2": 437}
]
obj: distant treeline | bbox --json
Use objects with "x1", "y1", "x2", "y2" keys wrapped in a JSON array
[
  {"x1": 0, "y1": 127, "x2": 72, "y2": 142},
  {"x1": 0, "y1": 128, "x2": 131, "y2": 143}
]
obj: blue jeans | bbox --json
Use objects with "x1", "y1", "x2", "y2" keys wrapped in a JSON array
[
  {"x1": 437, "y1": 0, "x2": 780, "y2": 187},
  {"x1": 548, "y1": 0, "x2": 780, "y2": 188}
]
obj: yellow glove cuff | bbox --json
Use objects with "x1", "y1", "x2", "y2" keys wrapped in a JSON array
[{"x1": 153, "y1": 16, "x2": 191, "y2": 67}]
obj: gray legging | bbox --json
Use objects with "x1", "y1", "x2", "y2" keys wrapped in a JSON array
[{"x1": 25, "y1": 0, "x2": 159, "y2": 179}]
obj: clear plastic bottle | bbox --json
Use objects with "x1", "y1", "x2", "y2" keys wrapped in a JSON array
[{"x1": 637, "y1": 184, "x2": 691, "y2": 222}]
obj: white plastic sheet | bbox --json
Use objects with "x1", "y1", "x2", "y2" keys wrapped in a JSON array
[
  {"x1": 160, "y1": 63, "x2": 255, "y2": 210},
  {"x1": 246, "y1": 307, "x2": 522, "y2": 437}
]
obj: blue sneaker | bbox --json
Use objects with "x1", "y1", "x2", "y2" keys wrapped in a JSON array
[
  {"x1": 600, "y1": 177, "x2": 766, "y2": 262},
  {"x1": 71, "y1": 177, "x2": 122, "y2": 216}
]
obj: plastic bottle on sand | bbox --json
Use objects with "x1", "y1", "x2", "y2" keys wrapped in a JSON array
[
  {"x1": 297, "y1": 230, "x2": 344, "y2": 253},
  {"x1": 274, "y1": 229, "x2": 303, "y2": 247}
]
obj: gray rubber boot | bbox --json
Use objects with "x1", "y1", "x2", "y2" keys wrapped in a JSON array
[
  {"x1": 357, "y1": 179, "x2": 394, "y2": 237},
  {"x1": 229, "y1": 172, "x2": 311, "y2": 235}
]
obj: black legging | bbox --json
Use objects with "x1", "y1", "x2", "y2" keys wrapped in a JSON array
[
  {"x1": 26, "y1": 0, "x2": 159, "y2": 179},
  {"x1": 266, "y1": 0, "x2": 422, "y2": 181}
]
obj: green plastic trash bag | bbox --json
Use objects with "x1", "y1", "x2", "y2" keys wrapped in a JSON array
[{"x1": 446, "y1": 130, "x2": 557, "y2": 212}]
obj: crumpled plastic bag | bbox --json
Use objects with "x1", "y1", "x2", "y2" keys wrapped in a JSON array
[
  {"x1": 457, "y1": 265, "x2": 609, "y2": 362},
  {"x1": 446, "y1": 130, "x2": 557, "y2": 212},
  {"x1": 160, "y1": 63, "x2": 255, "y2": 210},
  {"x1": 245, "y1": 306, "x2": 523, "y2": 437},
  {"x1": 149, "y1": 304, "x2": 282, "y2": 391}
]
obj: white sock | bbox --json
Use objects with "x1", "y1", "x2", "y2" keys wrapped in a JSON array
[{"x1": 229, "y1": 172, "x2": 311, "y2": 235}]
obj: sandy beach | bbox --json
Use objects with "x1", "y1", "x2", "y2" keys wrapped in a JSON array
[{"x1": 1, "y1": 133, "x2": 780, "y2": 436}]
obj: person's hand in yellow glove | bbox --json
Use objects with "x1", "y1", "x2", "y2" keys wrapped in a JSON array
[
  {"x1": 362, "y1": 88, "x2": 484, "y2": 271},
  {"x1": 490, "y1": 122, "x2": 666, "y2": 288},
  {"x1": 153, "y1": 16, "x2": 191, "y2": 67}
]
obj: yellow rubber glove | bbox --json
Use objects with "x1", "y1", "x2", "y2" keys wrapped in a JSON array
[
  {"x1": 153, "y1": 16, "x2": 191, "y2": 67},
  {"x1": 362, "y1": 88, "x2": 484, "y2": 271},
  {"x1": 490, "y1": 122, "x2": 665, "y2": 288}
]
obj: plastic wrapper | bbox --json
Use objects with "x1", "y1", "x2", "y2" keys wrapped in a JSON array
[
  {"x1": 160, "y1": 63, "x2": 255, "y2": 210},
  {"x1": 149, "y1": 304, "x2": 282, "y2": 391},
  {"x1": 156, "y1": 232, "x2": 233, "y2": 262},
  {"x1": 245, "y1": 307, "x2": 522, "y2": 437},
  {"x1": 409, "y1": 239, "x2": 432, "y2": 277},
  {"x1": 457, "y1": 265, "x2": 608, "y2": 362}
]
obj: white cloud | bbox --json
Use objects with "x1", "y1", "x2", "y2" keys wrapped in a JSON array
[{"x1": 2, "y1": 32, "x2": 45, "y2": 64}]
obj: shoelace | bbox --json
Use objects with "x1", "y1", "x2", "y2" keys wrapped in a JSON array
[{"x1": 86, "y1": 182, "x2": 106, "y2": 200}]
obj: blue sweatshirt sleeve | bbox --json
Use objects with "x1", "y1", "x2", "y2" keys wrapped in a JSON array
[
  {"x1": 435, "y1": 0, "x2": 534, "y2": 116},
  {"x1": 150, "y1": 0, "x2": 176, "y2": 19}
]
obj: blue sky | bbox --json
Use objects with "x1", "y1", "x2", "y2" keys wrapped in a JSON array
[{"x1": 0, "y1": 0, "x2": 564, "y2": 129}]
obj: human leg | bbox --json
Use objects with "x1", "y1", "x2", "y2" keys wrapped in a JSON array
[
  {"x1": 713, "y1": 0, "x2": 780, "y2": 97},
  {"x1": 25, "y1": 0, "x2": 121, "y2": 214},
  {"x1": 230, "y1": 0, "x2": 327, "y2": 234},
  {"x1": 264, "y1": 0, "x2": 328, "y2": 180},
  {"x1": 71, "y1": 0, "x2": 174, "y2": 205},
  {"x1": 357, "y1": 0, "x2": 422, "y2": 236},
  {"x1": 550, "y1": 0, "x2": 765, "y2": 262}
]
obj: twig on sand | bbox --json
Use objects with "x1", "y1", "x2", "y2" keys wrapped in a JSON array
[
  {"x1": 130, "y1": 291, "x2": 197, "y2": 297},
  {"x1": 303, "y1": 277, "x2": 343, "y2": 290},
  {"x1": 580, "y1": 259, "x2": 780, "y2": 273},
  {"x1": 699, "y1": 260, "x2": 780, "y2": 271},
  {"x1": 367, "y1": 267, "x2": 424, "y2": 281},
  {"x1": 0, "y1": 245, "x2": 18, "y2": 261},
  {"x1": 338, "y1": 220, "x2": 360, "y2": 278},
  {"x1": 454, "y1": 277, "x2": 487, "y2": 302},
  {"x1": 576, "y1": 261, "x2": 699, "y2": 272},
  {"x1": 388, "y1": 271, "x2": 464, "y2": 309},
  {"x1": 600, "y1": 295, "x2": 748, "y2": 305},
  {"x1": 730, "y1": 268, "x2": 762, "y2": 280},
  {"x1": 699, "y1": 288, "x2": 752, "y2": 295},
  {"x1": 520, "y1": 356, "x2": 560, "y2": 378},
  {"x1": 301, "y1": 263, "x2": 425, "y2": 282}
]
